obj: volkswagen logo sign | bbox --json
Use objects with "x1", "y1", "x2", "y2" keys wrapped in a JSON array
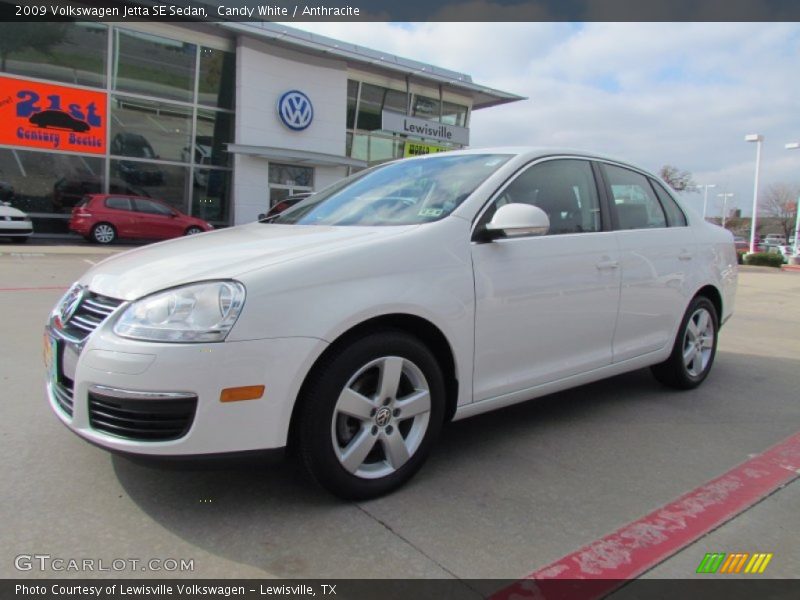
[{"x1": 278, "y1": 90, "x2": 314, "y2": 131}]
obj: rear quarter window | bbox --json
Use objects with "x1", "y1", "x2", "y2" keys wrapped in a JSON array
[{"x1": 650, "y1": 180, "x2": 688, "y2": 227}]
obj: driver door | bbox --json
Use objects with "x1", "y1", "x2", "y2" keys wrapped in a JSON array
[{"x1": 471, "y1": 158, "x2": 621, "y2": 402}]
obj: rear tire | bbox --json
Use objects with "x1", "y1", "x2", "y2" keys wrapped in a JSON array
[
  {"x1": 651, "y1": 296, "x2": 718, "y2": 389},
  {"x1": 296, "y1": 330, "x2": 445, "y2": 500},
  {"x1": 91, "y1": 223, "x2": 116, "y2": 245}
]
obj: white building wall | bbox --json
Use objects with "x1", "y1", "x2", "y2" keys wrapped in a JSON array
[{"x1": 233, "y1": 37, "x2": 349, "y2": 224}]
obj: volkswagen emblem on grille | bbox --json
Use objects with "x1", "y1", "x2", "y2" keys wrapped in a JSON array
[
  {"x1": 59, "y1": 285, "x2": 85, "y2": 325},
  {"x1": 278, "y1": 90, "x2": 314, "y2": 131}
]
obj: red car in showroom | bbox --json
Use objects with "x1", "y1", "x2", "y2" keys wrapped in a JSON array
[{"x1": 70, "y1": 195, "x2": 213, "y2": 244}]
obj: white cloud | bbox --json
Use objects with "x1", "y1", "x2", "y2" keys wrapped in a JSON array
[{"x1": 292, "y1": 22, "x2": 800, "y2": 215}]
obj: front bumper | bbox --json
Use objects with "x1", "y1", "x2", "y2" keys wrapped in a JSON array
[{"x1": 45, "y1": 319, "x2": 327, "y2": 456}]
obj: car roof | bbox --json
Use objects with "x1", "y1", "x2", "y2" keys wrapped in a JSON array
[{"x1": 411, "y1": 146, "x2": 660, "y2": 180}]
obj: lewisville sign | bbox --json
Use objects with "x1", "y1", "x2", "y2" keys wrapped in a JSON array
[{"x1": 381, "y1": 111, "x2": 469, "y2": 146}]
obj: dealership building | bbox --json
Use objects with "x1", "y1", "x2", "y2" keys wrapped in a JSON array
[{"x1": 0, "y1": 19, "x2": 522, "y2": 234}]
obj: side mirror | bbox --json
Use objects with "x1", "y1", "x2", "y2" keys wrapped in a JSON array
[{"x1": 482, "y1": 203, "x2": 549, "y2": 240}]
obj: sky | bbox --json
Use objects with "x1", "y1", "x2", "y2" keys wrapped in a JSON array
[{"x1": 290, "y1": 22, "x2": 800, "y2": 217}]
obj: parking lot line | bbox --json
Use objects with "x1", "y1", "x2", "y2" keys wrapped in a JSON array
[{"x1": 492, "y1": 429, "x2": 800, "y2": 599}]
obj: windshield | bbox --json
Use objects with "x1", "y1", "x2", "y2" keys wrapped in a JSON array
[{"x1": 270, "y1": 154, "x2": 511, "y2": 226}]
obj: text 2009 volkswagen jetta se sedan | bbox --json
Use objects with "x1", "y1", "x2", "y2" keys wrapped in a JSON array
[{"x1": 45, "y1": 149, "x2": 737, "y2": 499}]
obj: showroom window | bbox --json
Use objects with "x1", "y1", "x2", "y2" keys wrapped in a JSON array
[
  {"x1": 0, "y1": 25, "x2": 235, "y2": 232},
  {"x1": 0, "y1": 21, "x2": 107, "y2": 88},
  {"x1": 356, "y1": 82, "x2": 408, "y2": 131},
  {"x1": 604, "y1": 164, "x2": 668, "y2": 230},
  {"x1": 113, "y1": 28, "x2": 196, "y2": 103}
]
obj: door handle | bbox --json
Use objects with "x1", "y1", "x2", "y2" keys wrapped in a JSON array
[{"x1": 596, "y1": 260, "x2": 619, "y2": 270}]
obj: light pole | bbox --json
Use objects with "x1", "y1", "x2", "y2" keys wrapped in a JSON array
[
  {"x1": 717, "y1": 193, "x2": 734, "y2": 229},
  {"x1": 745, "y1": 134, "x2": 764, "y2": 253},
  {"x1": 786, "y1": 142, "x2": 799, "y2": 256},
  {"x1": 691, "y1": 184, "x2": 716, "y2": 219}
]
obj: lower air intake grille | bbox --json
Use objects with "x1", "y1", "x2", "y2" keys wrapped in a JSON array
[
  {"x1": 52, "y1": 378, "x2": 74, "y2": 417},
  {"x1": 88, "y1": 392, "x2": 197, "y2": 442}
]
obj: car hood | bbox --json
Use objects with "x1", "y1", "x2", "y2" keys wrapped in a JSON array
[
  {"x1": 81, "y1": 222, "x2": 416, "y2": 301},
  {"x1": 0, "y1": 205, "x2": 27, "y2": 218}
]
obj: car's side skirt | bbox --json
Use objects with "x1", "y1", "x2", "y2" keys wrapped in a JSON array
[{"x1": 453, "y1": 348, "x2": 671, "y2": 421}]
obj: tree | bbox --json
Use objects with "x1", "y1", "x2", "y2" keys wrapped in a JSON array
[
  {"x1": 658, "y1": 165, "x2": 696, "y2": 193},
  {"x1": 761, "y1": 183, "x2": 799, "y2": 240},
  {"x1": 0, "y1": 23, "x2": 68, "y2": 72}
]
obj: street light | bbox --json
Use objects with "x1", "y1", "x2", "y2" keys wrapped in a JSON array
[
  {"x1": 745, "y1": 134, "x2": 764, "y2": 253},
  {"x1": 786, "y1": 142, "x2": 799, "y2": 256},
  {"x1": 691, "y1": 183, "x2": 716, "y2": 219},
  {"x1": 717, "y1": 192, "x2": 734, "y2": 228}
]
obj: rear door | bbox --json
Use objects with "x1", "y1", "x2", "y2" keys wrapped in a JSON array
[
  {"x1": 471, "y1": 158, "x2": 621, "y2": 401},
  {"x1": 598, "y1": 163, "x2": 696, "y2": 362}
]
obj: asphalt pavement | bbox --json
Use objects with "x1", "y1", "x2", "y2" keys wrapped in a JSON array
[{"x1": 1, "y1": 243, "x2": 798, "y2": 584}]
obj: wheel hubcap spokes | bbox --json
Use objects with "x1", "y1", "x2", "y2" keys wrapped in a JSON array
[
  {"x1": 683, "y1": 308, "x2": 714, "y2": 377},
  {"x1": 95, "y1": 225, "x2": 113, "y2": 243},
  {"x1": 332, "y1": 356, "x2": 431, "y2": 479}
]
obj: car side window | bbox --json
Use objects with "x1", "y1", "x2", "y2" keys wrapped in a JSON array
[
  {"x1": 483, "y1": 159, "x2": 602, "y2": 235},
  {"x1": 134, "y1": 199, "x2": 172, "y2": 216},
  {"x1": 650, "y1": 179, "x2": 688, "y2": 227},
  {"x1": 603, "y1": 164, "x2": 667, "y2": 230},
  {"x1": 104, "y1": 197, "x2": 132, "y2": 211}
]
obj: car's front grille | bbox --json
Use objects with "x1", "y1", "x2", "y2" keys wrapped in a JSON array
[
  {"x1": 61, "y1": 291, "x2": 123, "y2": 341},
  {"x1": 88, "y1": 392, "x2": 197, "y2": 442},
  {"x1": 52, "y1": 377, "x2": 74, "y2": 417}
]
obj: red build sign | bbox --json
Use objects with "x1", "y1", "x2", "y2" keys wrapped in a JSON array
[{"x1": 0, "y1": 75, "x2": 106, "y2": 154}]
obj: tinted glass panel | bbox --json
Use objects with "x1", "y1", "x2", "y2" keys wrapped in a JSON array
[
  {"x1": 110, "y1": 159, "x2": 189, "y2": 211},
  {"x1": 110, "y1": 96, "x2": 192, "y2": 163},
  {"x1": 413, "y1": 95, "x2": 440, "y2": 120},
  {"x1": 346, "y1": 80, "x2": 359, "y2": 130},
  {"x1": 198, "y1": 47, "x2": 235, "y2": 109},
  {"x1": 105, "y1": 197, "x2": 132, "y2": 211},
  {"x1": 357, "y1": 83, "x2": 407, "y2": 131},
  {"x1": 0, "y1": 148, "x2": 103, "y2": 216},
  {"x1": 442, "y1": 101, "x2": 467, "y2": 126},
  {"x1": 487, "y1": 159, "x2": 601, "y2": 235},
  {"x1": 604, "y1": 164, "x2": 667, "y2": 230},
  {"x1": 0, "y1": 22, "x2": 107, "y2": 88},
  {"x1": 269, "y1": 163, "x2": 313, "y2": 187},
  {"x1": 194, "y1": 109, "x2": 233, "y2": 167},
  {"x1": 651, "y1": 179, "x2": 687, "y2": 227},
  {"x1": 192, "y1": 168, "x2": 230, "y2": 225},
  {"x1": 114, "y1": 29, "x2": 196, "y2": 102}
]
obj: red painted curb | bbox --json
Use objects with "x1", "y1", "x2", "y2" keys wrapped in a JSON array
[{"x1": 492, "y1": 430, "x2": 800, "y2": 600}]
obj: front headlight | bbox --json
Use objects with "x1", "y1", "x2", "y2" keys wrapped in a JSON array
[{"x1": 113, "y1": 281, "x2": 246, "y2": 343}]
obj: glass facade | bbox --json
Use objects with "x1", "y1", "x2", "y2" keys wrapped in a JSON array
[
  {"x1": 345, "y1": 79, "x2": 469, "y2": 165},
  {"x1": 0, "y1": 22, "x2": 235, "y2": 233}
]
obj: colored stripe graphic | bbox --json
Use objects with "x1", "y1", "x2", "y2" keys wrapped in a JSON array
[
  {"x1": 492, "y1": 430, "x2": 800, "y2": 600},
  {"x1": 696, "y1": 553, "x2": 725, "y2": 574}
]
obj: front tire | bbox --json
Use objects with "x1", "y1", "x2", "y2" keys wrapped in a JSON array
[
  {"x1": 297, "y1": 331, "x2": 445, "y2": 500},
  {"x1": 651, "y1": 296, "x2": 718, "y2": 389},
  {"x1": 185, "y1": 226, "x2": 203, "y2": 235}
]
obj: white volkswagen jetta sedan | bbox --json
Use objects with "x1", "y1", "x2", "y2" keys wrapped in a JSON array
[{"x1": 45, "y1": 149, "x2": 737, "y2": 499}]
